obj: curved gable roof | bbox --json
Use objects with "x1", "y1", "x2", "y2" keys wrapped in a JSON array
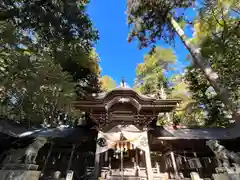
[
  {"x1": 105, "y1": 96, "x2": 142, "y2": 112},
  {"x1": 94, "y1": 87, "x2": 155, "y2": 102}
]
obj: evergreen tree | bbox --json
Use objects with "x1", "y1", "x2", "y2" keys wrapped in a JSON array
[
  {"x1": 127, "y1": 0, "x2": 240, "y2": 122},
  {"x1": 0, "y1": 0, "x2": 101, "y2": 126}
]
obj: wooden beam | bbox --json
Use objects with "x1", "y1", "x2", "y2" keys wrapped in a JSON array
[
  {"x1": 157, "y1": 137, "x2": 185, "y2": 140},
  {"x1": 40, "y1": 143, "x2": 53, "y2": 177},
  {"x1": 145, "y1": 147, "x2": 153, "y2": 180},
  {"x1": 170, "y1": 151, "x2": 179, "y2": 179},
  {"x1": 66, "y1": 144, "x2": 76, "y2": 174}
]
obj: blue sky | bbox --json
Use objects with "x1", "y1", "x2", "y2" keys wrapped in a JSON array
[{"x1": 87, "y1": 1, "x2": 196, "y2": 87}]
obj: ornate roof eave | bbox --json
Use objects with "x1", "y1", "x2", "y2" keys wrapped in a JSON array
[
  {"x1": 105, "y1": 96, "x2": 142, "y2": 112},
  {"x1": 73, "y1": 88, "x2": 182, "y2": 112},
  {"x1": 89, "y1": 88, "x2": 156, "y2": 102},
  {"x1": 75, "y1": 88, "x2": 181, "y2": 104},
  {"x1": 73, "y1": 103, "x2": 179, "y2": 113}
]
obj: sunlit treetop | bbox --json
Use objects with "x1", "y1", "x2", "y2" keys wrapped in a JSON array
[{"x1": 100, "y1": 75, "x2": 117, "y2": 92}]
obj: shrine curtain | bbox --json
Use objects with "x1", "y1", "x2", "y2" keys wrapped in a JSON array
[{"x1": 95, "y1": 125, "x2": 149, "y2": 154}]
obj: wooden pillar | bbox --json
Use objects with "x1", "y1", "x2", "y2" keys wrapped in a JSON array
[
  {"x1": 193, "y1": 152, "x2": 200, "y2": 174},
  {"x1": 135, "y1": 148, "x2": 139, "y2": 165},
  {"x1": 135, "y1": 148, "x2": 139, "y2": 176},
  {"x1": 40, "y1": 143, "x2": 53, "y2": 177},
  {"x1": 105, "y1": 150, "x2": 108, "y2": 163},
  {"x1": 108, "y1": 157, "x2": 112, "y2": 171},
  {"x1": 100, "y1": 153, "x2": 105, "y2": 178},
  {"x1": 66, "y1": 145, "x2": 76, "y2": 174},
  {"x1": 93, "y1": 145, "x2": 100, "y2": 180},
  {"x1": 156, "y1": 162, "x2": 160, "y2": 174},
  {"x1": 170, "y1": 151, "x2": 179, "y2": 179},
  {"x1": 121, "y1": 147, "x2": 124, "y2": 180},
  {"x1": 145, "y1": 147, "x2": 153, "y2": 180}
]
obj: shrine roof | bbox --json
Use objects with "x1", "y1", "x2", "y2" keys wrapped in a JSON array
[
  {"x1": 74, "y1": 87, "x2": 181, "y2": 109},
  {"x1": 152, "y1": 126, "x2": 240, "y2": 140},
  {"x1": 0, "y1": 119, "x2": 95, "y2": 143},
  {"x1": 1, "y1": 118, "x2": 240, "y2": 143},
  {"x1": 92, "y1": 87, "x2": 155, "y2": 101}
]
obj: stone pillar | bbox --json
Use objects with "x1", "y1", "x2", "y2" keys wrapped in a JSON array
[{"x1": 170, "y1": 151, "x2": 179, "y2": 179}]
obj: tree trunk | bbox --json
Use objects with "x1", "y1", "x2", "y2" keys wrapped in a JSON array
[{"x1": 168, "y1": 15, "x2": 240, "y2": 123}]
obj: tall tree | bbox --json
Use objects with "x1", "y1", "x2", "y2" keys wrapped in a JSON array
[
  {"x1": 127, "y1": 0, "x2": 240, "y2": 122},
  {"x1": 169, "y1": 74, "x2": 205, "y2": 126},
  {"x1": 0, "y1": 0, "x2": 99, "y2": 85},
  {"x1": 184, "y1": 67, "x2": 231, "y2": 127},
  {"x1": 134, "y1": 46, "x2": 176, "y2": 97},
  {"x1": 0, "y1": 0, "x2": 101, "y2": 126},
  {"x1": 135, "y1": 46, "x2": 176, "y2": 125},
  {"x1": 0, "y1": 48, "x2": 77, "y2": 126},
  {"x1": 183, "y1": 1, "x2": 240, "y2": 127}
]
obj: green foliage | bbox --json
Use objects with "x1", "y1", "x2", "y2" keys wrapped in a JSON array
[
  {"x1": 100, "y1": 76, "x2": 117, "y2": 92},
  {"x1": 169, "y1": 74, "x2": 206, "y2": 126},
  {"x1": 134, "y1": 46, "x2": 205, "y2": 126},
  {"x1": 127, "y1": 0, "x2": 195, "y2": 48},
  {"x1": 135, "y1": 47, "x2": 176, "y2": 95},
  {"x1": 128, "y1": 0, "x2": 239, "y2": 126},
  {"x1": 0, "y1": 0, "x2": 100, "y2": 84},
  {"x1": 183, "y1": 0, "x2": 240, "y2": 126},
  {"x1": 0, "y1": 0, "x2": 98, "y2": 50},
  {"x1": 0, "y1": 52, "x2": 76, "y2": 125},
  {"x1": 0, "y1": 0, "x2": 101, "y2": 126},
  {"x1": 184, "y1": 68, "x2": 231, "y2": 127}
]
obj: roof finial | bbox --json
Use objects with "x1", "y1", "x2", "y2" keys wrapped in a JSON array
[{"x1": 121, "y1": 77, "x2": 125, "y2": 88}]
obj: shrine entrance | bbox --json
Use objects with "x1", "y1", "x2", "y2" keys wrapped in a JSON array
[
  {"x1": 107, "y1": 147, "x2": 146, "y2": 178},
  {"x1": 73, "y1": 83, "x2": 181, "y2": 179},
  {"x1": 94, "y1": 125, "x2": 153, "y2": 180},
  {"x1": 108, "y1": 139, "x2": 146, "y2": 172}
]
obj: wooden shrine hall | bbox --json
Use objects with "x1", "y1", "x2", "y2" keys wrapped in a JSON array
[
  {"x1": 1, "y1": 81, "x2": 240, "y2": 180},
  {"x1": 73, "y1": 82, "x2": 182, "y2": 180},
  {"x1": 73, "y1": 83, "x2": 240, "y2": 180}
]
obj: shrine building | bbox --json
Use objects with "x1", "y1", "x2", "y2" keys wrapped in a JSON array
[{"x1": 0, "y1": 82, "x2": 240, "y2": 180}]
